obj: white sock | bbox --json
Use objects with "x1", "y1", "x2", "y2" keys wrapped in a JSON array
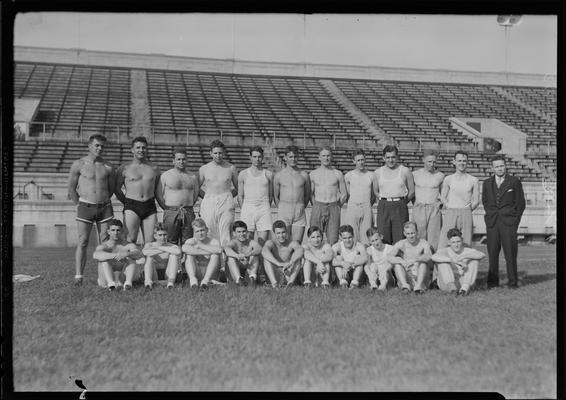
[{"x1": 75, "y1": 275, "x2": 83, "y2": 279}]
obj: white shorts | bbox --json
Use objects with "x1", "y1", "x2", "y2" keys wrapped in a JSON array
[{"x1": 240, "y1": 202, "x2": 272, "y2": 232}]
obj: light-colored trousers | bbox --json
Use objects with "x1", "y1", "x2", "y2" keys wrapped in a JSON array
[
  {"x1": 438, "y1": 208, "x2": 473, "y2": 249},
  {"x1": 436, "y1": 260, "x2": 479, "y2": 292},
  {"x1": 412, "y1": 202, "x2": 442, "y2": 251},
  {"x1": 344, "y1": 202, "x2": 373, "y2": 245}
]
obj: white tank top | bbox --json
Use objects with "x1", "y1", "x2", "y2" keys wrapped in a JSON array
[
  {"x1": 243, "y1": 168, "x2": 270, "y2": 206},
  {"x1": 367, "y1": 244, "x2": 393, "y2": 267},
  {"x1": 377, "y1": 166, "x2": 408, "y2": 198},
  {"x1": 347, "y1": 171, "x2": 373, "y2": 203},
  {"x1": 446, "y1": 174, "x2": 475, "y2": 208}
]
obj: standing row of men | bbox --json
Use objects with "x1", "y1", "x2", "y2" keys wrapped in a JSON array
[{"x1": 68, "y1": 135, "x2": 525, "y2": 290}]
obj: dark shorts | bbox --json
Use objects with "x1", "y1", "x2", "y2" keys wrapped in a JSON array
[
  {"x1": 76, "y1": 201, "x2": 114, "y2": 224},
  {"x1": 123, "y1": 198, "x2": 157, "y2": 220},
  {"x1": 163, "y1": 206, "x2": 195, "y2": 244}
]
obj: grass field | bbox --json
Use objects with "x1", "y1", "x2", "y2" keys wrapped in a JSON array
[{"x1": 12, "y1": 245, "x2": 556, "y2": 397}]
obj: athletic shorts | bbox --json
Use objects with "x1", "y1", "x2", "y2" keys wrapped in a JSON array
[
  {"x1": 277, "y1": 201, "x2": 306, "y2": 227},
  {"x1": 76, "y1": 201, "x2": 114, "y2": 224},
  {"x1": 240, "y1": 202, "x2": 272, "y2": 232},
  {"x1": 163, "y1": 206, "x2": 195, "y2": 244},
  {"x1": 123, "y1": 198, "x2": 157, "y2": 220}
]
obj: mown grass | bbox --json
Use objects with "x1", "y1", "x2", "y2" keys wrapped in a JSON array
[{"x1": 12, "y1": 246, "x2": 556, "y2": 397}]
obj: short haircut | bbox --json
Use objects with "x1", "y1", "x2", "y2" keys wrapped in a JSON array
[
  {"x1": 403, "y1": 221, "x2": 418, "y2": 231},
  {"x1": 422, "y1": 149, "x2": 438, "y2": 158},
  {"x1": 366, "y1": 226, "x2": 384, "y2": 239},
  {"x1": 338, "y1": 225, "x2": 354, "y2": 236},
  {"x1": 232, "y1": 220, "x2": 248, "y2": 232},
  {"x1": 249, "y1": 146, "x2": 264, "y2": 156},
  {"x1": 210, "y1": 140, "x2": 225, "y2": 151},
  {"x1": 272, "y1": 220, "x2": 287, "y2": 232},
  {"x1": 352, "y1": 149, "x2": 366, "y2": 158},
  {"x1": 172, "y1": 146, "x2": 186, "y2": 157},
  {"x1": 285, "y1": 145, "x2": 299, "y2": 155},
  {"x1": 490, "y1": 154, "x2": 506, "y2": 164},
  {"x1": 131, "y1": 136, "x2": 148, "y2": 146},
  {"x1": 319, "y1": 146, "x2": 333, "y2": 154},
  {"x1": 154, "y1": 222, "x2": 167, "y2": 233},
  {"x1": 454, "y1": 150, "x2": 468, "y2": 159},
  {"x1": 382, "y1": 145, "x2": 398, "y2": 156},
  {"x1": 88, "y1": 134, "x2": 107, "y2": 144},
  {"x1": 108, "y1": 219, "x2": 123, "y2": 229},
  {"x1": 191, "y1": 218, "x2": 207, "y2": 229},
  {"x1": 307, "y1": 226, "x2": 322, "y2": 237},
  {"x1": 447, "y1": 228, "x2": 463, "y2": 239}
]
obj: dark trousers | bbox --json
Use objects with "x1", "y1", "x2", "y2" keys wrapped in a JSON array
[
  {"x1": 486, "y1": 222, "x2": 519, "y2": 287},
  {"x1": 376, "y1": 200, "x2": 409, "y2": 245}
]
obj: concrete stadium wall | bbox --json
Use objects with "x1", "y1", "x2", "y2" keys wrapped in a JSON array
[
  {"x1": 15, "y1": 46, "x2": 555, "y2": 88},
  {"x1": 13, "y1": 201, "x2": 554, "y2": 248}
]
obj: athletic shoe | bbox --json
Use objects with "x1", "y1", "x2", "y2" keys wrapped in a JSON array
[
  {"x1": 167, "y1": 282, "x2": 174, "y2": 289},
  {"x1": 200, "y1": 282, "x2": 209, "y2": 290},
  {"x1": 377, "y1": 286, "x2": 387, "y2": 292},
  {"x1": 414, "y1": 289, "x2": 425, "y2": 295},
  {"x1": 303, "y1": 282, "x2": 312, "y2": 289},
  {"x1": 402, "y1": 287, "x2": 411, "y2": 294},
  {"x1": 248, "y1": 276, "x2": 257, "y2": 286},
  {"x1": 74, "y1": 277, "x2": 83, "y2": 287},
  {"x1": 458, "y1": 289, "x2": 469, "y2": 296},
  {"x1": 124, "y1": 283, "x2": 132, "y2": 291},
  {"x1": 144, "y1": 284, "x2": 152, "y2": 291},
  {"x1": 349, "y1": 282, "x2": 359, "y2": 290},
  {"x1": 429, "y1": 280, "x2": 439, "y2": 290},
  {"x1": 190, "y1": 283, "x2": 198, "y2": 290},
  {"x1": 370, "y1": 286, "x2": 378, "y2": 291},
  {"x1": 321, "y1": 282, "x2": 330, "y2": 289},
  {"x1": 108, "y1": 284, "x2": 116, "y2": 291}
]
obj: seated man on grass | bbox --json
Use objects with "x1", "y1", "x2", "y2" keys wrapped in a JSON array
[
  {"x1": 261, "y1": 220, "x2": 304, "y2": 288},
  {"x1": 142, "y1": 222, "x2": 182, "y2": 290},
  {"x1": 332, "y1": 224, "x2": 368, "y2": 289},
  {"x1": 223, "y1": 220, "x2": 262, "y2": 286},
  {"x1": 93, "y1": 219, "x2": 143, "y2": 291},
  {"x1": 181, "y1": 218, "x2": 222, "y2": 290},
  {"x1": 302, "y1": 226, "x2": 334, "y2": 288},
  {"x1": 387, "y1": 221, "x2": 432, "y2": 295},
  {"x1": 431, "y1": 228, "x2": 485, "y2": 296},
  {"x1": 364, "y1": 227, "x2": 395, "y2": 291}
]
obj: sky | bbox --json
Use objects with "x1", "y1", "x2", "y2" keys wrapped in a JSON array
[{"x1": 14, "y1": 13, "x2": 557, "y2": 75}]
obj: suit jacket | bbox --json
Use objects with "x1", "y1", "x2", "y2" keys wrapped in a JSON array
[{"x1": 482, "y1": 174, "x2": 526, "y2": 229}]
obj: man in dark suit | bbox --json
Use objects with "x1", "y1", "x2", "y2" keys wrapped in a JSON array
[{"x1": 482, "y1": 155, "x2": 526, "y2": 289}]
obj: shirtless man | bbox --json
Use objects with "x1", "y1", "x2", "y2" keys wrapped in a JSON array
[
  {"x1": 274, "y1": 145, "x2": 310, "y2": 243},
  {"x1": 68, "y1": 134, "x2": 116, "y2": 286},
  {"x1": 261, "y1": 220, "x2": 305, "y2": 287},
  {"x1": 156, "y1": 147, "x2": 199, "y2": 247},
  {"x1": 309, "y1": 147, "x2": 347, "y2": 245},
  {"x1": 412, "y1": 149, "x2": 445, "y2": 251},
  {"x1": 181, "y1": 218, "x2": 222, "y2": 289},
  {"x1": 198, "y1": 140, "x2": 238, "y2": 246},
  {"x1": 302, "y1": 226, "x2": 334, "y2": 288},
  {"x1": 237, "y1": 146, "x2": 274, "y2": 245},
  {"x1": 332, "y1": 225, "x2": 368, "y2": 289},
  {"x1": 223, "y1": 221, "x2": 262, "y2": 286},
  {"x1": 387, "y1": 221, "x2": 433, "y2": 294},
  {"x1": 374, "y1": 145, "x2": 415, "y2": 245},
  {"x1": 344, "y1": 149, "x2": 377, "y2": 245},
  {"x1": 115, "y1": 136, "x2": 160, "y2": 245},
  {"x1": 438, "y1": 150, "x2": 480, "y2": 249},
  {"x1": 92, "y1": 219, "x2": 143, "y2": 291},
  {"x1": 432, "y1": 228, "x2": 485, "y2": 296},
  {"x1": 142, "y1": 223, "x2": 182, "y2": 290}
]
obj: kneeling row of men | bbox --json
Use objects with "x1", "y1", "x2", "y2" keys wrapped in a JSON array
[{"x1": 94, "y1": 217, "x2": 485, "y2": 296}]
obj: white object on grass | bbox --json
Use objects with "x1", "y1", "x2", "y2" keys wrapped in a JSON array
[{"x1": 13, "y1": 274, "x2": 41, "y2": 283}]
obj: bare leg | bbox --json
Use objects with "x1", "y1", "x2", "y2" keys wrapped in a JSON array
[
  {"x1": 226, "y1": 257, "x2": 243, "y2": 282},
  {"x1": 351, "y1": 266, "x2": 364, "y2": 287},
  {"x1": 303, "y1": 260, "x2": 313, "y2": 285},
  {"x1": 285, "y1": 259, "x2": 302, "y2": 285},
  {"x1": 364, "y1": 263, "x2": 378, "y2": 288},
  {"x1": 335, "y1": 266, "x2": 348, "y2": 286},
  {"x1": 123, "y1": 210, "x2": 141, "y2": 244},
  {"x1": 460, "y1": 260, "x2": 479, "y2": 292},
  {"x1": 394, "y1": 264, "x2": 411, "y2": 290},
  {"x1": 75, "y1": 221, "x2": 93, "y2": 278},
  {"x1": 123, "y1": 262, "x2": 138, "y2": 287},
  {"x1": 263, "y1": 259, "x2": 279, "y2": 287},
  {"x1": 96, "y1": 221, "x2": 110, "y2": 243},
  {"x1": 144, "y1": 256, "x2": 157, "y2": 286},
  {"x1": 201, "y1": 254, "x2": 220, "y2": 285},
  {"x1": 377, "y1": 264, "x2": 393, "y2": 290},
  {"x1": 165, "y1": 255, "x2": 179, "y2": 286},
  {"x1": 185, "y1": 256, "x2": 200, "y2": 287},
  {"x1": 98, "y1": 262, "x2": 116, "y2": 288},
  {"x1": 140, "y1": 214, "x2": 157, "y2": 246},
  {"x1": 414, "y1": 262, "x2": 430, "y2": 291},
  {"x1": 436, "y1": 262, "x2": 457, "y2": 292},
  {"x1": 248, "y1": 256, "x2": 259, "y2": 279}
]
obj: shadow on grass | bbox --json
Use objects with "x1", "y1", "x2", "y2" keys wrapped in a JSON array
[{"x1": 474, "y1": 271, "x2": 556, "y2": 290}]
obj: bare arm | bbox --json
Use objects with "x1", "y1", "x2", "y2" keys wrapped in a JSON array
[
  {"x1": 303, "y1": 171, "x2": 311, "y2": 206},
  {"x1": 244, "y1": 240, "x2": 263, "y2": 257},
  {"x1": 405, "y1": 167, "x2": 415, "y2": 204},
  {"x1": 107, "y1": 164, "x2": 117, "y2": 201},
  {"x1": 337, "y1": 170, "x2": 347, "y2": 206},
  {"x1": 415, "y1": 242, "x2": 432, "y2": 263},
  {"x1": 231, "y1": 165, "x2": 239, "y2": 198},
  {"x1": 237, "y1": 170, "x2": 245, "y2": 207},
  {"x1": 373, "y1": 170, "x2": 380, "y2": 200},
  {"x1": 198, "y1": 166, "x2": 206, "y2": 199},
  {"x1": 431, "y1": 249, "x2": 452, "y2": 263},
  {"x1": 471, "y1": 178, "x2": 480, "y2": 210},
  {"x1": 344, "y1": 172, "x2": 351, "y2": 204},
  {"x1": 273, "y1": 172, "x2": 281, "y2": 207},
  {"x1": 370, "y1": 172, "x2": 377, "y2": 206},
  {"x1": 67, "y1": 160, "x2": 81, "y2": 205},
  {"x1": 223, "y1": 241, "x2": 241, "y2": 259},
  {"x1": 288, "y1": 242, "x2": 304, "y2": 265},
  {"x1": 193, "y1": 174, "x2": 201, "y2": 203},
  {"x1": 261, "y1": 241, "x2": 285, "y2": 268},
  {"x1": 440, "y1": 176, "x2": 450, "y2": 207},
  {"x1": 309, "y1": 171, "x2": 316, "y2": 205},
  {"x1": 267, "y1": 170, "x2": 274, "y2": 206},
  {"x1": 155, "y1": 173, "x2": 166, "y2": 210},
  {"x1": 353, "y1": 244, "x2": 368, "y2": 267},
  {"x1": 93, "y1": 244, "x2": 115, "y2": 261}
]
